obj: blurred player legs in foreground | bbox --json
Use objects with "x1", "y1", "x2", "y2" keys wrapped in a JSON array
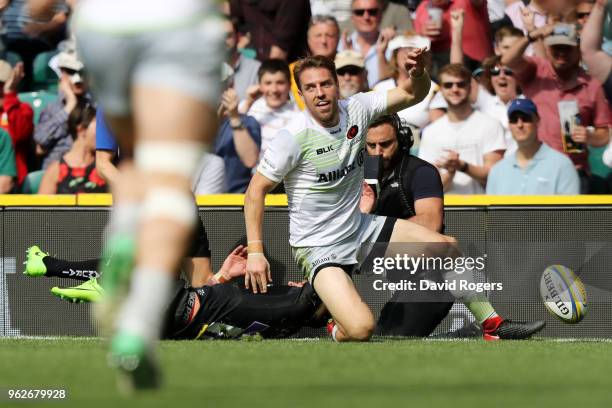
[{"x1": 69, "y1": 0, "x2": 224, "y2": 390}]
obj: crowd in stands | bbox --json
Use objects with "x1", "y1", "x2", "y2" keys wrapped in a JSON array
[{"x1": 0, "y1": 0, "x2": 610, "y2": 195}]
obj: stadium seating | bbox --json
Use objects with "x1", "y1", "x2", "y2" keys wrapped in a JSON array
[
  {"x1": 31, "y1": 50, "x2": 59, "y2": 93},
  {"x1": 20, "y1": 170, "x2": 44, "y2": 194},
  {"x1": 18, "y1": 91, "x2": 57, "y2": 124}
]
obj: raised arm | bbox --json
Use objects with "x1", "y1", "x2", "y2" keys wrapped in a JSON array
[
  {"x1": 376, "y1": 27, "x2": 396, "y2": 82},
  {"x1": 501, "y1": 29, "x2": 536, "y2": 79},
  {"x1": 519, "y1": 5, "x2": 547, "y2": 58},
  {"x1": 386, "y1": 48, "x2": 430, "y2": 113},
  {"x1": 449, "y1": 9, "x2": 464, "y2": 64},
  {"x1": 222, "y1": 88, "x2": 260, "y2": 168},
  {"x1": 580, "y1": 0, "x2": 612, "y2": 83}
]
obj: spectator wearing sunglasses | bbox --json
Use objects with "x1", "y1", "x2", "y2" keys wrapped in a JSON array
[
  {"x1": 418, "y1": 64, "x2": 505, "y2": 194},
  {"x1": 487, "y1": 98, "x2": 580, "y2": 195},
  {"x1": 34, "y1": 51, "x2": 91, "y2": 170},
  {"x1": 337, "y1": 0, "x2": 386, "y2": 87},
  {"x1": 479, "y1": 56, "x2": 523, "y2": 153},
  {"x1": 502, "y1": 22, "x2": 611, "y2": 192},
  {"x1": 428, "y1": 9, "x2": 499, "y2": 122},
  {"x1": 335, "y1": 50, "x2": 369, "y2": 98}
]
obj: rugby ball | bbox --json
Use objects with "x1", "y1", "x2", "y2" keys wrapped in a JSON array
[{"x1": 540, "y1": 265, "x2": 587, "y2": 324}]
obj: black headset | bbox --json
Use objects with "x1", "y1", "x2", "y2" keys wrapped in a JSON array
[
  {"x1": 388, "y1": 113, "x2": 414, "y2": 153},
  {"x1": 387, "y1": 113, "x2": 416, "y2": 216}
]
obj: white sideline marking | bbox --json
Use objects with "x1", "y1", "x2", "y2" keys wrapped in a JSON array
[
  {"x1": 1, "y1": 257, "x2": 21, "y2": 337},
  {"x1": 0, "y1": 336, "x2": 100, "y2": 341}
]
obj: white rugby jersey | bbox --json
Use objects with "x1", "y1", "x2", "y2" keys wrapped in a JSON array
[{"x1": 258, "y1": 91, "x2": 387, "y2": 247}]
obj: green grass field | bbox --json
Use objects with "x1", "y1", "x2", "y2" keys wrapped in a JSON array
[{"x1": 1, "y1": 338, "x2": 611, "y2": 408}]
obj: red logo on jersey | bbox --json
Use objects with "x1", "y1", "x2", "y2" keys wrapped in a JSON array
[{"x1": 347, "y1": 125, "x2": 358, "y2": 139}]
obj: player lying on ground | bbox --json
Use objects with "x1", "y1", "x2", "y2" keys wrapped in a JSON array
[
  {"x1": 24, "y1": 245, "x2": 328, "y2": 340},
  {"x1": 24, "y1": 242, "x2": 546, "y2": 341}
]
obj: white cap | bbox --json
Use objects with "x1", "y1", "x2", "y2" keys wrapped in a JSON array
[
  {"x1": 57, "y1": 51, "x2": 85, "y2": 72},
  {"x1": 388, "y1": 35, "x2": 431, "y2": 54},
  {"x1": 335, "y1": 50, "x2": 365, "y2": 70},
  {"x1": 55, "y1": 51, "x2": 85, "y2": 84}
]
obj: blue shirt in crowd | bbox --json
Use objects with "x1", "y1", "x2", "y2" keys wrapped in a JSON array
[
  {"x1": 486, "y1": 143, "x2": 580, "y2": 195},
  {"x1": 95, "y1": 108, "x2": 118, "y2": 152},
  {"x1": 214, "y1": 115, "x2": 261, "y2": 193}
]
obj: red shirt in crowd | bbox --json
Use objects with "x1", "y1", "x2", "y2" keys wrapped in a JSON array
[
  {"x1": 1, "y1": 92, "x2": 33, "y2": 185},
  {"x1": 414, "y1": 0, "x2": 492, "y2": 62},
  {"x1": 514, "y1": 56, "x2": 612, "y2": 171}
]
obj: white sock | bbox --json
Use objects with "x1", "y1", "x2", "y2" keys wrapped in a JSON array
[{"x1": 115, "y1": 267, "x2": 175, "y2": 342}]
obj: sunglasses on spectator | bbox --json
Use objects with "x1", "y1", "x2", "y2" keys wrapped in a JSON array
[
  {"x1": 441, "y1": 80, "x2": 468, "y2": 89},
  {"x1": 61, "y1": 68, "x2": 82, "y2": 76},
  {"x1": 490, "y1": 66, "x2": 514, "y2": 76},
  {"x1": 337, "y1": 66, "x2": 363, "y2": 76},
  {"x1": 508, "y1": 113, "x2": 534, "y2": 124},
  {"x1": 576, "y1": 12, "x2": 591, "y2": 19},
  {"x1": 353, "y1": 8, "x2": 379, "y2": 17}
]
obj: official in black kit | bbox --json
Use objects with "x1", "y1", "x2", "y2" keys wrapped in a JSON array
[{"x1": 362, "y1": 114, "x2": 453, "y2": 337}]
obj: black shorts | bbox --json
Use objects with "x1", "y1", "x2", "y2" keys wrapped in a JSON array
[
  {"x1": 163, "y1": 282, "x2": 323, "y2": 340},
  {"x1": 187, "y1": 217, "x2": 211, "y2": 258}
]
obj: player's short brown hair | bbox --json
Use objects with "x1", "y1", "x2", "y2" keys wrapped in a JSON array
[
  {"x1": 293, "y1": 55, "x2": 338, "y2": 92},
  {"x1": 438, "y1": 63, "x2": 472, "y2": 82}
]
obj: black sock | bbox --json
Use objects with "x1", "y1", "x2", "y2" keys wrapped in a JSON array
[{"x1": 42, "y1": 257, "x2": 101, "y2": 281}]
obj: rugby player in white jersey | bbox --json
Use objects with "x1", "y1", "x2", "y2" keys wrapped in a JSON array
[
  {"x1": 30, "y1": 0, "x2": 225, "y2": 390},
  {"x1": 244, "y1": 51, "x2": 442, "y2": 342},
  {"x1": 244, "y1": 52, "x2": 546, "y2": 342}
]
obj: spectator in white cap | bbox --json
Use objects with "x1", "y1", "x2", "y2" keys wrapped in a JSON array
[
  {"x1": 34, "y1": 51, "x2": 91, "y2": 169},
  {"x1": 374, "y1": 34, "x2": 439, "y2": 131},
  {"x1": 335, "y1": 50, "x2": 369, "y2": 98}
]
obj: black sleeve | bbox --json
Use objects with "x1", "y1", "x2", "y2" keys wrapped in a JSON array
[
  {"x1": 410, "y1": 165, "x2": 444, "y2": 201},
  {"x1": 187, "y1": 218, "x2": 211, "y2": 258}
]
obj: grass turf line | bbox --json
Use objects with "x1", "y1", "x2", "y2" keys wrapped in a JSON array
[{"x1": 1, "y1": 338, "x2": 611, "y2": 408}]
